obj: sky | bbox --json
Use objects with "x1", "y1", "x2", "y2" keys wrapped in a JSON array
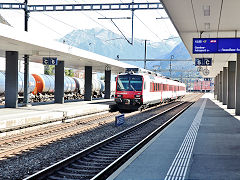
[{"x1": 0, "y1": 0, "x2": 179, "y2": 43}]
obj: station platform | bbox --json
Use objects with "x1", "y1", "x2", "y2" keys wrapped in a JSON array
[
  {"x1": 109, "y1": 93, "x2": 240, "y2": 180},
  {"x1": 0, "y1": 99, "x2": 115, "y2": 135}
]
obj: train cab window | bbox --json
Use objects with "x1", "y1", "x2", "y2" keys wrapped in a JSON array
[
  {"x1": 144, "y1": 82, "x2": 146, "y2": 90},
  {"x1": 117, "y1": 75, "x2": 143, "y2": 91}
]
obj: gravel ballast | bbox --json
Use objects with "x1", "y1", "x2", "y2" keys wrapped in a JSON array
[{"x1": 0, "y1": 101, "x2": 186, "y2": 179}]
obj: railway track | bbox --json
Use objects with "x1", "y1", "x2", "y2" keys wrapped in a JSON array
[
  {"x1": 0, "y1": 111, "x2": 120, "y2": 159},
  {"x1": 0, "y1": 94, "x2": 201, "y2": 160},
  {"x1": 0, "y1": 94, "x2": 199, "y2": 160},
  {"x1": 24, "y1": 94, "x2": 201, "y2": 180},
  {"x1": 0, "y1": 100, "x2": 177, "y2": 159}
]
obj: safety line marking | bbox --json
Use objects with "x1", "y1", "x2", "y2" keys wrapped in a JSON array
[{"x1": 164, "y1": 98, "x2": 207, "y2": 180}]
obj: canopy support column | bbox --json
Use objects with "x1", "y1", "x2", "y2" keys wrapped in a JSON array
[
  {"x1": 55, "y1": 61, "x2": 64, "y2": 104},
  {"x1": 5, "y1": 51, "x2": 18, "y2": 108},
  {"x1": 84, "y1": 66, "x2": 92, "y2": 101}
]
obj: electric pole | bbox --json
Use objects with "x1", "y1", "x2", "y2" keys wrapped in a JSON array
[
  {"x1": 170, "y1": 55, "x2": 174, "y2": 78},
  {"x1": 144, "y1": 40, "x2": 149, "y2": 69},
  {"x1": 23, "y1": 0, "x2": 30, "y2": 106},
  {"x1": 131, "y1": 0, "x2": 134, "y2": 45}
]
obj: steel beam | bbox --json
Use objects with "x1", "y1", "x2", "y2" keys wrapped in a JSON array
[
  {"x1": 0, "y1": 2, "x2": 162, "y2": 11},
  {"x1": 0, "y1": 3, "x2": 25, "y2": 10},
  {"x1": 117, "y1": 59, "x2": 192, "y2": 61}
]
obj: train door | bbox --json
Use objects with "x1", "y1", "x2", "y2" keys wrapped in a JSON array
[{"x1": 161, "y1": 83, "x2": 163, "y2": 102}]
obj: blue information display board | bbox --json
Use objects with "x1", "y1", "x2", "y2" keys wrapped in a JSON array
[{"x1": 193, "y1": 38, "x2": 240, "y2": 54}]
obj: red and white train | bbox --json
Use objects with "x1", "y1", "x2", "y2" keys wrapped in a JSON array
[
  {"x1": 115, "y1": 68, "x2": 186, "y2": 110},
  {"x1": 193, "y1": 80, "x2": 212, "y2": 92}
]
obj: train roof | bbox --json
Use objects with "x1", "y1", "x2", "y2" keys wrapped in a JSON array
[{"x1": 123, "y1": 68, "x2": 184, "y2": 84}]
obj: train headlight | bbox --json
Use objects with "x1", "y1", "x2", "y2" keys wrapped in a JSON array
[
  {"x1": 134, "y1": 95, "x2": 142, "y2": 98},
  {"x1": 115, "y1": 94, "x2": 122, "y2": 98}
]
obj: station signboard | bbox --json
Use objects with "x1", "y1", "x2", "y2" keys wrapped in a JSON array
[
  {"x1": 195, "y1": 58, "x2": 212, "y2": 66},
  {"x1": 204, "y1": 78, "x2": 212, "y2": 81},
  {"x1": 43, "y1": 57, "x2": 58, "y2": 65},
  {"x1": 193, "y1": 38, "x2": 240, "y2": 54}
]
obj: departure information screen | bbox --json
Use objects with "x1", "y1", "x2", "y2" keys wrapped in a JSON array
[{"x1": 193, "y1": 38, "x2": 240, "y2": 54}]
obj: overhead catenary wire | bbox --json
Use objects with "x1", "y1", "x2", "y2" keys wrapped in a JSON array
[
  {"x1": 69, "y1": 0, "x2": 132, "y2": 51},
  {"x1": 217, "y1": 0, "x2": 224, "y2": 38},
  {"x1": 146, "y1": 0, "x2": 174, "y2": 39},
  {"x1": 4, "y1": 0, "x2": 177, "y2": 60}
]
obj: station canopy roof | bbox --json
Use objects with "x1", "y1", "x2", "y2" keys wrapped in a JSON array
[
  {"x1": 162, "y1": 0, "x2": 239, "y2": 78},
  {"x1": 0, "y1": 23, "x2": 136, "y2": 73}
]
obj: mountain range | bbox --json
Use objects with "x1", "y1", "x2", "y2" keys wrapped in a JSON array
[{"x1": 60, "y1": 28, "x2": 198, "y2": 79}]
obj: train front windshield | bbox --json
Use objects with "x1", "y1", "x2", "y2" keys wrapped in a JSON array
[{"x1": 117, "y1": 75, "x2": 143, "y2": 91}]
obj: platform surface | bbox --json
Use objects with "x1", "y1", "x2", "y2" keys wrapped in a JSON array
[
  {"x1": 110, "y1": 93, "x2": 240, "y2": 180},
  {"x1": 0, "y1": 99, "x2": 115, "y2": 134}
]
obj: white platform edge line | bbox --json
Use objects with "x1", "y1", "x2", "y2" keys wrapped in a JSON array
[{"x1": 164, "y1": 98, "x2": 207, "y2": 180}]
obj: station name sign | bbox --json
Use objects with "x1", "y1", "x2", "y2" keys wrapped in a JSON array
[
  {"x1": 43, "y1": 57, "x2": 58, "y2": 65},
  {"x1": 195, "y1": 58, "x2": 212, "y2": 66},
  {"x1": 193, "y1": 38, "x2": 240, "y2": 54}
]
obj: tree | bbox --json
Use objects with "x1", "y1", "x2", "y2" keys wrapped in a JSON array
[
  {"x1": 65, "y1": 69, "x2": 74, "y2": 77},
  {"x1": 44, "y1": 65, "x2": 55, "y2": 75}
]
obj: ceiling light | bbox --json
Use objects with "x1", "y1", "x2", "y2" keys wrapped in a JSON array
[
  {"x1": 203, "y1": 5, "x2": 210, "y2": 16},
  {"x1": 204, "y1": 23, "x2": 210, "y2": 30}
]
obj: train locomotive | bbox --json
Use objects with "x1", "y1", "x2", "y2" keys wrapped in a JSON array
[
  {"x1": 115, "y1": 69, "x2": 186, "y2": 110},
  {"x1": 0, "y1": 71, "x2": 115, "y2": 103}
]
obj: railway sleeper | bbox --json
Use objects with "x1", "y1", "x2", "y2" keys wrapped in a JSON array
[
  {"x1": 76, "y1": 160, "x2": 111, "y2": 167},
  {"x1": 114, "y1": 136, "x2": 143, "y2": 142},
  {"x1": 99, "y1": 146, "x2": 129, "y2": 152},
  {"x1": 113, "y1": 139, "x2": 141, "y2": 145},
  {"x1": 55, "y1": 171, "x2": 93, "y2": 179},
  {"x1": 63, "y1": 167, "x2": 100, "y2": 174},
  {"x1": 96, "y1": 148, "x2": 126, "y2": 154},
  {"x1": 69, "y1": 164, "x2": 103, "y2": 171},
  {"x1": 92, "y1": 151, "x2": 121, "y2": 157},
  {"x1": 82, "y1": 156, "x2": 114, "y2": 163},
  {"x1": 111, "y1": 139, "x2": 141, "y2": 144},
  {"x1": 48, "y1": 175, "x2": 77, "y2": 180},
  {"x1": 75, "y1": 160, "x2": 110, "y2": 166},
  {"x1": 103, "y1": 144, "x2": 133, "y2": 150},
  {"x1": 87, "y1": 153, "x2": 118, "y2": 160},
  {"x1": 105, "y1": 142, "x2": 136, "y2": 148}
]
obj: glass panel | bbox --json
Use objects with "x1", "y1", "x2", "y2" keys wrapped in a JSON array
[{"x1": 117, "y1": 75, "x2": 142, "y2": 91}]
